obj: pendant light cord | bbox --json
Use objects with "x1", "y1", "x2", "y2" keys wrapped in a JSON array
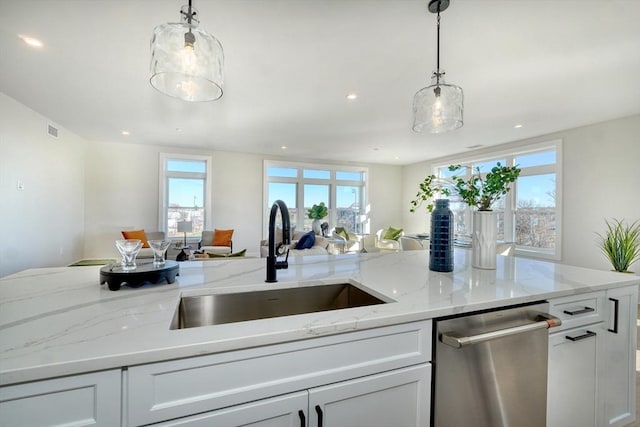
[{"x1": 436, "y1": 7, "x2": 441, "y2": 85}]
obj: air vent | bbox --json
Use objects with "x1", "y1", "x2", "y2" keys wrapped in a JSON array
[
  {"x1": 466, "y1": 144, "x2": 483, "y2": 149},
  {"x1": 47, "y1": 124, "x2": 58, "y2": 138}
]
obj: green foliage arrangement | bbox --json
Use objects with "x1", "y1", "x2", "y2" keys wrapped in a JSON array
[
  {"x1": 308, "y1": 202, "x2": 328, "y2": 220},
  {"x1": 448, "y1": 163, "x2": 521, "y2": 211},
  {"x1": 596, "y1": 218, "x2": 640, "y2": 273},
  {"x1": 410, "y1": 162, "x2": 521, "y2": 213}
]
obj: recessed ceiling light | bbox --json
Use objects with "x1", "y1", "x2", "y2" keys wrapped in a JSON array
[
  {"x1": 18, "y1": 35, "x2": 43, "y2": 48},
  {"x1": 121, "y1": 130, "x2": 130, "y2": 136},
  {"x1": 281, "y1": 145, "x2": 287, "y2": 150},
  {"x1": 514, "y1": 124, "x2": 523, "y2": 129},
  {"x1": 346, "y1": 93, "x2": 358, "y2": 100}
]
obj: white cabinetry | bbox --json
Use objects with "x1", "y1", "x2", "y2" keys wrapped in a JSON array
[
  {"x1": 127, "y1": 321, "x2": 432, "y2": 426},
  {"x1": 153, "y1": 364, "x2": 431, "y2": 427},
  {"x1": 599, "y1": 284, "x2": 638, "y2": 427},
  {"x1": 547, "y1": 323, "x2": 604, "y2": 427},
  {"x1": 0, "y1": 369, "x2": 121, "y2": 427},
  {"x1": 547, "y1": 285, "x2": 638, "y2": 427}
]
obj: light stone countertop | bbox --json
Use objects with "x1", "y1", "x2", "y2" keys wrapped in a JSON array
[{"x1": 1, "y1": 250, "x2": 638, "y2": 386}]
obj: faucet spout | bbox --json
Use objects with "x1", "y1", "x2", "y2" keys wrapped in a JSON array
[{"x1": 266, "y1": 200, "x2": 291, "y2": 283}]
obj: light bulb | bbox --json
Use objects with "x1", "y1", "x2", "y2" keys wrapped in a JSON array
[{"x1": 432, "y1": 92, "x2": 443, "y2": 127}]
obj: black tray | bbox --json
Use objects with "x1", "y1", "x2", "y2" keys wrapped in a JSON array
[{"x1": 99, "y1": 260, "x2": 179, "y2": 291}]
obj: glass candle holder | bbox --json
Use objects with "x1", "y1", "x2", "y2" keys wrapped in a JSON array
[
  {"x1": 148, "y1": 239, "x2": 171, "y2": 267},
  {"x1": 115, "y1": 239, "x2": 142, "y2": 272}
]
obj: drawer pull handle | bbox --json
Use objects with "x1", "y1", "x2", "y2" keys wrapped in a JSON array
[
  {"x1": 563, "y1": 306, "x2": 595, "y2": 316},
  {"x1": 315, "y1": 405, "x2": 324, "y2": 427},
  {"x1": 565, "y1": 330, "x2": 596, "y2": 341},
  {"x1": 608, "y1": 298, "x2": 619, "y2": 334},
  {"x1": 298, "y1": 410, "x2": 306, "y2": 427}
]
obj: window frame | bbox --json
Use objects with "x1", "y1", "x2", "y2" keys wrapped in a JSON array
[
  {"x1": 263, "y1": 160, "x2": 368, "y2": 236},
  {"x1": 159, "y1": 153, "x2": 213, "y2": 239},
  {"x1": 433, "y1": 140, "x2": 562, "y2": 260}
]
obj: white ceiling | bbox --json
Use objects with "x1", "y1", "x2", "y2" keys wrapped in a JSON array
[{"x1": 1, "y1": 0, "x2": 639, "y2": 165}]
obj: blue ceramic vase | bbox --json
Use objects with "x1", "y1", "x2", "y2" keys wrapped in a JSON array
[{"x1": 429, "y1": 199, "x2": 454, "y2": 272}]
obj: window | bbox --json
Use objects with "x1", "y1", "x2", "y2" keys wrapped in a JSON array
[
  {"x1": 434, "y1": 141, "x2": 562, "y2": 259},
  {"x1": 264, "y1": 161, "x2": 367, "y2": 235},
  {"x1": 159, "y1": 153, "x2": 212, "y2": 239}
]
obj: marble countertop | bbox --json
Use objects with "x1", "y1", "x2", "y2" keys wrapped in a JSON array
[{"x1": 1, "y1": 250, "x2": 638, "y2": 386}]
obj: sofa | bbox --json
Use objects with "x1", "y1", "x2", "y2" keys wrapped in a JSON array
[{"x1": 260, "y1": 230, "x2": 329, "y2": 258}]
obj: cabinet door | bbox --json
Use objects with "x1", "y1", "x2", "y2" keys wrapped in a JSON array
[
  {"x1": 0, "y1": 369, "x2": 121, "y2": 427},
  {"x1": 547, "y1": 324, "x2": 603, "y2": 427},
  {"x1": 154, "y1": 391, "x2": 308, "y2": 427},
  {"x1": 308, "y1": 363, "x2": 430, "y2": 427},
  {"x1": 599, "y1": 285, "x2": 638, "y2": 427}
]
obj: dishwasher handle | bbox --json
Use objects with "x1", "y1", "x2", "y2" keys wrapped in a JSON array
[{"x1": 440, "y1": 313, "x2": 562, "y2": 349}]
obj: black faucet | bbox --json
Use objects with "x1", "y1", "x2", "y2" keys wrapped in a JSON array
[{"x1": 266, "y1": 200, "x2": 291, "y2": 283}]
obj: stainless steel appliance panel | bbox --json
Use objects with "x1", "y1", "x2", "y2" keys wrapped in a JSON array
[{"x1": 434, "y1": 302, "x2": 552, "y2": 427}]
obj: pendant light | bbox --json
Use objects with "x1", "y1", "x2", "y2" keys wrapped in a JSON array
[
  {"x1": 413, "y1": 0, "x2": 463, "y2": 133},
  {"x1": 150, "y1": 0, "x2": 224, "y2": 102}
]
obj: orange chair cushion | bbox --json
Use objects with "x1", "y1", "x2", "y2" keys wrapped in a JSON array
[
  {"x1": 121, "y1": 230, "x2": 149, "y2": 248},
  {"x1": 213, "y1": 229, "x2": 234, "y2": 246}
]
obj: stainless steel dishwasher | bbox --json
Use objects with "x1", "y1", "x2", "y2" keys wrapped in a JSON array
[{"x1": 433, "y1": 302, "x2": 562, "y2": 427}]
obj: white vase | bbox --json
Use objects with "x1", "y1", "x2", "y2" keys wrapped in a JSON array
[
  {"x1": 472, "y1": 210, "x2": 497, "y2": 269},
  {"x1": 312, "y1": 219, "x2": 322, "y2": 235}
]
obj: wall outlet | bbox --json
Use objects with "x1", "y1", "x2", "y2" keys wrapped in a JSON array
[
  {"x1": 16, "y1": 180, "x2": 24, "y2": 191},
  {"x1": 59, "y1": 247, "x2": 64, "y2": 256}
]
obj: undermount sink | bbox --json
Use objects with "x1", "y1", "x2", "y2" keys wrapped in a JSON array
[{"x1": 170, "y1": 282, "x2": 387, "y2": 329}]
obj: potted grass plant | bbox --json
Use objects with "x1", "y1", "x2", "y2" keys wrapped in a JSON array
[{"x1": 596, "y1": 218, "x2": 640, "y2": 273}]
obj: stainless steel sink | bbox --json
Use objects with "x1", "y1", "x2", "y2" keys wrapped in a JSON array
[{"x1": 170, "y1": 282, "x2": 387, "y2": 329}]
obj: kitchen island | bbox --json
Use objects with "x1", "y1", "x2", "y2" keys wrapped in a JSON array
[{"x1": 1, "y1": 249, "x2": 638, "y2": 426}]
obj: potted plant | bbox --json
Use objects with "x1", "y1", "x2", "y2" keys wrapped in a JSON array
[
  {"x1": 308, "y1": 202, "x2": 328, "y2": 234},
  {"x1": 410, "y1": 162, "x2": 520, "y2": 269},
  {"x1": 596, "y1": 218, "x2": 640, "y2": 273}
]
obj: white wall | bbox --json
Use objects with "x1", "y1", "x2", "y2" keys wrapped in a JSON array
[
  {"x1": 0, "y1": 93, "x2": 86, "y2": 277},
  {"x1": 402, "y1": 114, "x2": 640, "y2": 272},
  {"x1": 83, "y1": 141, "x2": 403, "y2": 259},
  {"x1": 83, "y1": 142, "x2": 267, "y2": 258}
]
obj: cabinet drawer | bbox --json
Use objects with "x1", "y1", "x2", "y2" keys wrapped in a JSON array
[
  {"x1": 127, "y1": 320, "x2": 431, "y2": 426},
  {"x1": 548, "y1": 291, "x2": 605, "y2": 331},
  {"x1": 0, "y1": 369, "x2": 121, "y2": 427}
]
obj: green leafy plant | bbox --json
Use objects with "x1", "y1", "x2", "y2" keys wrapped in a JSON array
[
  {"x1": 409, "y1": 162, "x2": 521, "y2": 213},
  {"x1": 308, "y1": 202, "x2": 328, "y2": 220},
  {"x1": 596, "y1": 218, "x2": 640, "y2": 273},
  {"x1": 448, "y1": 163, "x2": 521, "y2": 211},
  {"x1": 409, "y1": 175, "x2": 452, "y2": 213}
]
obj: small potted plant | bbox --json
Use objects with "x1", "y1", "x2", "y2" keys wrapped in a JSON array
[
  {"x1": 596, "y1": 218, "x2": 640, "y2": 273},
  {"x1": 308, "y1": 202, "x2": 328, "y2": 235}
]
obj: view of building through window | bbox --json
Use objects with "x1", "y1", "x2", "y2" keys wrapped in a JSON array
[
  {"x1": 161, "y1": 155, "x2": 211, "y2": 239},
  {"x1": 265, "y1": 162, "x2": 367, "y2": 234},
  {"x1": 435, "y1": 143, "x2": 560, "y2": 258}
]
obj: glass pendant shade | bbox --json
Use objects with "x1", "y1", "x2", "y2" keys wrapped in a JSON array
[
  {"x1": 150, "y1": 5, "x2": 224, "y2": 102},
  {"x1": 413, "y1": 69, "x2": 463, "y2": 133}
]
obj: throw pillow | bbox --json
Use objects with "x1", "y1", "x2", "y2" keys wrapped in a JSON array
[
  {"x1": 294, "y1": 231, "x2": 315, "y2": 250},
  {"x1": 213, "y1": 229, "x2": 234, "y2": 246},
  {"x1": 334, "y1": 227, "x2": 349, "y2": 241},
  {"x1": 383, "y1": 227, "x2": 403, "y2": 241},
  {"x1": 122, "y1": 230, "x2": 149, "y2": 248}
]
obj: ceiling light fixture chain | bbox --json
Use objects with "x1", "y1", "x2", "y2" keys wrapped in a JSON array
[{"x1": 413, "y1": 0, "x2": 463, "y2": 134}]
